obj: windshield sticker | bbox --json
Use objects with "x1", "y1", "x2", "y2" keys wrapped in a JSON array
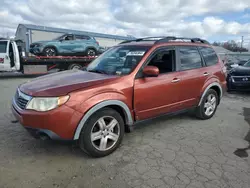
[{"x1": 127, "y1": 51, "x2": 145, "y2": 56}]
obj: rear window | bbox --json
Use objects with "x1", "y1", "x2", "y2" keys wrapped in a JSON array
[
  {"x1": 0, "y1": 41, "x2": 7, "y2": 53},
  {"x1": 199, "y1": 47, "x2": 218, "y2": 66}
]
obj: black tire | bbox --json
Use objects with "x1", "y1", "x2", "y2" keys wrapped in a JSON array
[
  {"x1": 68, "y1": 63, "x2": 83, "y2": 70},
  {"x1": 227, "y1": 86, "x2": 232, "y2": 93},
  {"x1": 79, "y1": 108, "x2": 125, "y2": 157},
  {"x1": 195, "y1": 89, "x2": 219, "y2": 120},
  {"x1": 43, "y1": 47, "x2": 57, "y2": 56},
  {"x1": 86, "y1": 48, "x2": 96, "y2": 56},
  {"x1": 227, "y1": 78, "x2": 233, "y2": 92}
]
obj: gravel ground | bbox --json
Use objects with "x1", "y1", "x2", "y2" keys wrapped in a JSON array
[{"x1": 0, "y1": 74, "x2": 250, "y2": 188}]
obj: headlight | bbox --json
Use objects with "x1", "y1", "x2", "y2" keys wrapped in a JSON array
[
  {"x1": 26, "y1": 96, "x2": 69, "y2": 112},
  {"x1": 228, "y1": 69, "x2": 235, "y2": 75}
]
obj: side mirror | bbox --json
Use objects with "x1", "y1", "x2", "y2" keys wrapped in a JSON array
[{"x1": 143, "y1": 66, "x2": 159, "y2": 77}]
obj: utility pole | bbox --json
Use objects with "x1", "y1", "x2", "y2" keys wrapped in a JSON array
[{"x1": 241, "y1": 36, "x2": 244, "y2": 49}]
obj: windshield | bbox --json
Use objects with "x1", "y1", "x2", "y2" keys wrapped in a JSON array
[
  {"x1": 244, "y1": 60, "x2": 250, "y2": 67},
  {"x1": 86, "y1": 45, "x2": 150, "y2": 75},
  {"x1": 53, "y1": 34, "x2": 67, "y2": 40},
  {"x1": 0, "y1": 41, "x2": 7, "y2": 53}
]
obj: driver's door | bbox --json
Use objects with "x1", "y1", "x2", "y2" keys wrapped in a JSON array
[
  {"x1": 58, "y1": 34, "x2": 75, "y2": 54},
  {"x1": 134, "y1": 48, "x2": 183, "y2": 120},
  {"x1": 11, "y1": 41, "x2": 20, "y2": 71},
  {"x1": 0, "y1": 40, "x2": 11, "y2": 71}
]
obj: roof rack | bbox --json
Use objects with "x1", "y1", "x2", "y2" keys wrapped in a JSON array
[
  {"x1": 120, "y1": 36, "x2": 210, "y2": 45},
  {"x1": 119, "y1": 36, "x2": 166, "y2": 44}
]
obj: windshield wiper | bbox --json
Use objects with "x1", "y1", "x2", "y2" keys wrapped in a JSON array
[{"x1": 87, "y1": 69, "x2": 108, "y2": 74}]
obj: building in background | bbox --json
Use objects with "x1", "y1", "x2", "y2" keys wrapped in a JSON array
[{"x1": 15, "y1": 24, "x2": 135, "y2": 52}]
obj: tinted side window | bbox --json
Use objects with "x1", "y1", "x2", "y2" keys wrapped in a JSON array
[
  {"x1": 0, "y1": 41, "x2": 7, "y2": 53},
  {"x1": 199, "y1": 47, "x2": 218, "y2": 66},
  {"x1": 65, "y1": 35, "x2": 74, "y2": 40},
  {"x1": 76, "y1": 35, "x2": 90, "y2": 40},
  {"x1": 179, "y1": 47, "x2": 202, "y2": 71},
  {"x1": 148, "y1": 49, "x2": 176, "y2": 74}
]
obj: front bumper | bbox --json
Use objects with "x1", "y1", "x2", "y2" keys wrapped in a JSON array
[
  {"x1": 29, "y1": 47, "x2": 43, "y2": 55},
  {"x1": 11, "y1": 98, "x2": 83, "y2": 140},
  {"x1": 227, "y1": 76, "x2": 250, "y2": 91}
]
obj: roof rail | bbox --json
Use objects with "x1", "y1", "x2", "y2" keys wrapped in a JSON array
[
  {"x1": 120, "y1": 36, "x2": 210, "y2": 45},
  {"x1": 156, "y1": 37, "x2": 210, "y2": 44},
  {"x1": 120, "y1": 36, "x2": 166, "y2": 44}
]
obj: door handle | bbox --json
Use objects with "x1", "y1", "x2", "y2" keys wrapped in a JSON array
[
  {"x1": 171, "y1": 78, "x2": 181, "y2": 83},
  {"x1": 203, "y1": 72, "x2": 210, "y2": 76}
]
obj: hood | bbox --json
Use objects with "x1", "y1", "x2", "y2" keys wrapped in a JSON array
[
  {"x1": 230, "y1": 66, "x2": 250, "y2": 76},
  {"x1": 20, "y1": 70, "x2": 118, "y2": 97}
]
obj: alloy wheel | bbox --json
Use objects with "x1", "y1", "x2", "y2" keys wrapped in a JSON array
[
  {"x1": 91, "y1": 116, "x2": 120, "y2": 151},
  {"x1": 204, "y1": 93, "x2": 217, "y2": 116},
  {"x1": 45, "y1": 48, "x2": 56, "y2": 56}
]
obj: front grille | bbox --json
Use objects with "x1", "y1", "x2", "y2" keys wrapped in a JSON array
[
  {"x1": 30, "y1": 44, "x2": 35, "y2": 48},
  {"x1": 232, "y1": 76, "x2": 250, "y2": 82},
  {"x1": 14, "y1": 89, "x2": 31, "y2": 110},
  {"x1": 30, "y1": 43, "x2": 40, "y2": 48}
]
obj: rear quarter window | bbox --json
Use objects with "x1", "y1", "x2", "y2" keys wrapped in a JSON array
[
  {"x1": 0, "y1": 41, "x2": 7, "y2": 53},
  {"x1": 199, "y1": 47, "x2": 218, "y2": 66},
  {"x1": 76, "y1": 35, "x2": 91, "y2": 40}
]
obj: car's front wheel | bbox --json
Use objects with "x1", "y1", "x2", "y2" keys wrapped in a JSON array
[
  {"x1": 43, "y1": 47, "x2": 57, "y2": 56},
  {"x1": 195, "y1": 89, "x2": 219, "y2": 120},
  {"x1": 79, "y1": 108, "x2": 124, "y2": 157}
]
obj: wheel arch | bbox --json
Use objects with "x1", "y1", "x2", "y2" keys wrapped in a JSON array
[
  {"x1": 73, "y1": 100, "x2": 133, "y2": 140},
  {"x1": 198, "y1": 82, "x2": 223, "y2": 106},
  {"x1": 43, "y1": 45, "x2": 58, "y2": 53},
  {"x1": 85, "y1": 47, "x2": 97, "y2": 53}
]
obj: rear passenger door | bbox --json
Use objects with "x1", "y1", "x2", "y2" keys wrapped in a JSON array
[
  {"x1": 75, "y1": 35, "x2": 90, "y2": 52},
  {"x1": 176, "y1": 46, "x2": 208, "y2": 109}
]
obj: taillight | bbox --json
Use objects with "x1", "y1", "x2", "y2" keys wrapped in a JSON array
[{"x1": 96, "y1": 41, "x2": 99, "y2": 45}]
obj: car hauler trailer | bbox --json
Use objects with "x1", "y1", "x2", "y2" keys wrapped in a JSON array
[{"x1": 0, "y1": 39, "x2": 97, "y2": 74}]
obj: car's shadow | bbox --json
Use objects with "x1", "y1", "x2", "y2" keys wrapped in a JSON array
[
  {"x1": 226, "y1": 91, "x2": 250, "y2": 96},
  {"x1": 10, "y1": 112, "x2": 194, "y2": 159},
  {"x1": 132, "y1": 110, "x2": 194, "y2": 130},
  {"x1": 24, "y1": 138, "x2": 92, "y2": 159}
]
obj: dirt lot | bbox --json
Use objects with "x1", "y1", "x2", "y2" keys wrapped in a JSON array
[{"x1": 0, "y1": 75, "x2": 250, "y2": 188}]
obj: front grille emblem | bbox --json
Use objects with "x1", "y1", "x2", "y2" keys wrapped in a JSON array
[{"x1": 242, "y1": 77, "x2": 249, "y2": 81}]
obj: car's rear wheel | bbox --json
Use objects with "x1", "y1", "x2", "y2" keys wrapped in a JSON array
[
  {"x1": 86, "y1": 48, "x2": 96, "y2": 56},
  {"x1": 43, "y1": 47, "x2": 57, "y2": 56},
  {"x1": 195, "y1": 89, "x2": 218, "y2": 120},
  {"x1": 79, "y1": 108, "x2": 124, "y2": 157}
]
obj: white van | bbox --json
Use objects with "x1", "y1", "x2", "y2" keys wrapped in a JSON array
[{"x1": 0, "y1": 40, "x2": 20, "y2": 72}]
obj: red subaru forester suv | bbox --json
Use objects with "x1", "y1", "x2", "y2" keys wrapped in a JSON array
[{"x1": 12, "y1": 37, "x2": 227, "y2": 157}]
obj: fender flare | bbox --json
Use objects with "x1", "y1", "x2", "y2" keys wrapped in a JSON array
[
  {"x1": 198, "y1": 82, "x2": 223, "y2": 106},
  {"x1": 73, "y1": 100, "x2": 133, "y2": 140}
]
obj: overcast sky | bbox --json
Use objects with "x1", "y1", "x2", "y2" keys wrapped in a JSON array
[{"x1": 1, "y1": 0, "x2": 250, "y2": 43}]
